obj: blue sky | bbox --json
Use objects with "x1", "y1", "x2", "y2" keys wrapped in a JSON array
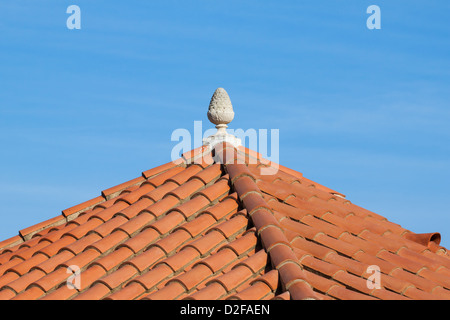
[{"x1": 0, "y1": 1, "x2": 449, "y2": 248}]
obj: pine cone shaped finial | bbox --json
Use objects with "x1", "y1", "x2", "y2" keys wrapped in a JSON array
[{"x1": 207, "y1": 88, "x2": 234, "y2": 126}]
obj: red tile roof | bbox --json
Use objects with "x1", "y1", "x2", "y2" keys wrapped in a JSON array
[{"x1": 0, "y1": 143, "x2": 448, "y2": 300}]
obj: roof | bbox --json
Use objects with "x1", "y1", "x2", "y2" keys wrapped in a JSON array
[{"x1": 0, "y1": 143, "x2": 449, "y2": 300}]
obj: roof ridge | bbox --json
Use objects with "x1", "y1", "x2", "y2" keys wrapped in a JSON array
[
  {"x1": 184, "y1": 143, "x2": 346, "y2": 198},
  {"x1": 213, "y1": 142, "x2": 320, "y2": 300}
]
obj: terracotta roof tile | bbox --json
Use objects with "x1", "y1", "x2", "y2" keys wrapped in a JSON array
[
  {"x1": 0, "y1": 272, "x2": 20, "y2": 289},
  {"x1": 27, "y1": 268, "x2": 68, "y2": 293},
  {"x1": 185, "y1": 281, "x2": 227, "y2": 300},
  {"x1": 0, "y1": 145, "x2": 448, "y2": 300},
  {"x1": 19, "y1": 215, "x2": 66, "y2": 241},
  {"x1": 78, "y1": 264, "x2": 109, "y2": 288},
  {"x1": 195, "y1": 248, "x2": 238, "y2": 274},
  {"x1": 74, "y1": 281, "x2": 111, "y2": 300},
  {"x1": 62, "y1": 196, "x2": 106, "y2": 219},
  {"x1": 109, "y1": 214, "x2": 151, "y2": 238},
  {"x1": 116, "y1": 198, "x2": 154, "y2": 220},
  {"x1": 128, "y1": 264, "x2": 173, "y2": 292},
  {"x1": 142, "y1": 280, "x2": 186, "y2": 300},
  {"x1": 142, "y1": 158, "x2": 183, "y2": 177},
  {"x1": 227, "y1": 280, "x2": 273, "y2": 300},
  {"x1": 91, "y1": 265, "x2": 136, "y2": 291},
  {"x1": 4, "y1": 269, "x2": 45, "y2": 294},
  {"x1": 104, "y1": 281, "x2": 145, "y2": 300},
  {"x1": 182, "y1": 146, "x2": 210, "y2": 163},
  {"x1": 61, "y1": 249, "x2": 101, "y2": 270},
  {"x1": 85, "y1": 231, "x2": 128, "y2": 254},
  {"x1": 12, "y1": 286, "x2": 45, "y2": 300},
  {"x1": 169, "y1": 263, "x2": 213, "y2": 291},
  {"x1": 219, "y1": 230, "x2": 257, "y2": 256},
  {"x1": 102, "y1": 176, "x2": 146, "y2": 200},
  {"x1": 206, "y1": 264, "x2": 255, "y2": 293},
  {"x1": 32, "y1": 251, "x2": 75, "y2": 274},
  {"x1": 150, "y1": 229, "x2": 191, "y2": 256},
  {"x1": 116, "y1": 228, "x2": 160, "y2": 254},
  {"x1": 272, "y1": 291, "x2": 290, "y2": 300},
  {"x1": 182, "y1": 230, "x2": 227, "y2": 256}
]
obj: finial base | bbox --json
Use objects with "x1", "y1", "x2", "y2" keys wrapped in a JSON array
[{"x1": 203, "y1": 125, "x2": 242, "y2": 149}]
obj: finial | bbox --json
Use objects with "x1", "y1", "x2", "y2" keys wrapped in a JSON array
[
  {"x1": 208, "y1": 88, "x2": 234, "y2": 132},
  {"x1": 203, "y1": 88, "x2": 241, "y2": 148}
]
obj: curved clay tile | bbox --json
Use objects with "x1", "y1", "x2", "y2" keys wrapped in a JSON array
[{"x1": 404, "y1": 232, "x2": 441, "y2": 247}]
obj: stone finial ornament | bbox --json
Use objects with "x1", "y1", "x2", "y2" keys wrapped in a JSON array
[
  {"x1": 207, "y1": 87, "x2": 235, "y2": 126},
  {"x1": 203, "y1": 88, "x2": 242, "y2": 148}
]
